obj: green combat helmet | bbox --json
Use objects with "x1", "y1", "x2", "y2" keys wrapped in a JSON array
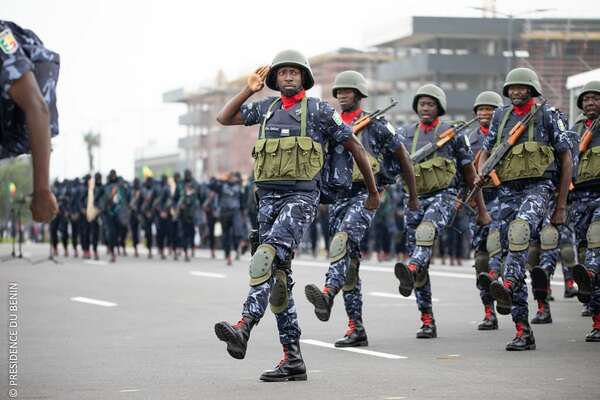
[
  {"x1": 266, "y1": 49, "x2": 315, "y2": 91},
  {"x1": 577, "y1": 80, "x2": 600, "y2": 109},
  {"x1": 473, "y1": 91, "x2": 504, "y2": 112},
  {"x1": 503, "y1": 67, "x2": 542, "y2": 97},
  {"x1": 332, "y1": 70, "x2": 369, "y2": 98},
  {"x1": 412, "y1": 84, "x2": 447, "y2": 116}
]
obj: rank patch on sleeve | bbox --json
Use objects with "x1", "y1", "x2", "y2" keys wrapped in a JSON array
[
  {"x1": 557, "y1": 119, "x2": 566, "y2": 132},
  {"x1": 332, "y1": 111, "x2": 343, "y2": 126},
  {"x1": 0, "y1": 29, "x2": 19, "y2": 55}
]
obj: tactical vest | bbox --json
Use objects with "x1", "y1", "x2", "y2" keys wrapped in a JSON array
[
  {"x1": 575, "y1": 120, "x2": 600, "y2": 186},
  {"x1": 407, "y1": 122, "x2": 457, "y2": 196},
  {"x1": 493, "y1": 105, "x2": 556, "y2": 183},
  {"x1": 351, "y1": 112, "x2": 382, "y2": 182},
  {"x1": 252, "y1": 97, "x2": 324, "y2": 189}
]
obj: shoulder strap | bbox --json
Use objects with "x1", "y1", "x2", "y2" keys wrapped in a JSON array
[
  {"x1": 411, "y1": 123, "x2": 441, "y2": 155},
  {"x1": 259, "y1": 98, "x2": 281, "y2": 139},
  {"x1": 300, "y1": 96, "x2": 308, "y2": 137}
]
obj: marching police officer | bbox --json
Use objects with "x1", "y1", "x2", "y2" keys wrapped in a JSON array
[
  {"x1": 476, "y1": 68, "x2": 574, "y2": 350},
  {"x1": 213, "y1": 50, "x2": 379, "y2": 382},
  {"x1": 394, "y1": 84, "x2": 490, "y2": 339},
  {"x1": 469, "y1": 91, "x2": 504, "y2": 330},
  {"x1": 303, "y1": 70, "x2": 419, "y2": 347},
  {"x1": 570, "y1": 80, "x2": 600, "y2": 342},
  {"x1": 0, "y1": 20, "x2": 59, "y2": 222}
]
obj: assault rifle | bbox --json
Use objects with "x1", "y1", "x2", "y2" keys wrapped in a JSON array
[
  {"x1": 410, "y1": 117, "x2": 479, "y2": 163},
  {"x1": 464, "y1": 99, "x2": 547, "y2": 205},
  {"x1": 352, "y1": 98, "x2": 398, "y2": 134},
  {"x1": 579, "y1": 117, "x2": 600, "y2": 153}
]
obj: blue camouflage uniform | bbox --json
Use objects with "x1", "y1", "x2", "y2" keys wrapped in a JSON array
[
  {"x1": 240, "y1": 95, "x2": 352, "y2": 344},
  {"x1": 0, "y1": 20, "x2": 59, "y2": 158},
  {"x1": 404, "y1": 120, "x2": 474, "y2": 312},
  {"x1": 483, "y1": 103, "x2": 573, "y2": 323},
  {"x1": 323, "y1": 112, "x2": 404, "y2": 322},
  {"x1": 569, "y1": 115, "x2": 600, "y2": 315},
  {"x1": 468, "y1": 126, "x2": 500, "y2": 306}
]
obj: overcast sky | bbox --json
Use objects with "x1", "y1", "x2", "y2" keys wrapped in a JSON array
[{"x1": 4, "y1": 0, "x2": 600, "y2": 180}]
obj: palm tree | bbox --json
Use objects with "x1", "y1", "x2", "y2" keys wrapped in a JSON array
[{"x1": 82, "y1": 131, "x2": 101, "y2": 172}]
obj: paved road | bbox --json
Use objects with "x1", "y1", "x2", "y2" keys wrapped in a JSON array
[{"x1": 1, "y1": 244, "x2": 598, "y2": 400}]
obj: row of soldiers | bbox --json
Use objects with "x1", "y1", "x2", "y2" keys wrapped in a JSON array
[
  {"x1": 213, "y1": 49, "x2": 600, "y2": 382},
  {"x1": 49, "y1": 170, "x2": 255, "y2": 263}
]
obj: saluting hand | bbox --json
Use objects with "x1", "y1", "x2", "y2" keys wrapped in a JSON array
[{"x1": 247, "y1": 65, "x2": 270, "y2": 93}]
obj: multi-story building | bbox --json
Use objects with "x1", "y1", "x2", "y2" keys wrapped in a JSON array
[{"x1": 371, "y1": 16, "x2": 600, "y2": 124}]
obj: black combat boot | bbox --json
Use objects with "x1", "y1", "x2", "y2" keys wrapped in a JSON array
[
  {"x1": 506, "y1": 320, "x2": 536, "y2": 351},
  {"x1": 335, "y1": 319, "x2": 368, "y2": 347},
  {"x1": 582, "y1": 303, "x2": 593, "y2": 317},
  {"x1": 531, "y1": 300, "x2": 552, "y2": 324},
  {"x1": 586, "y1": 313, "x2": 600, "y2": 342},
  {"x1": 490, "y1": 278, "x2": 514, "y2": 315},
  {"x1": 564, "y1": 278, "x2": 578, "y2": 298},
  {"x1": 394, "y1": 262, "x2": 417, "y2": 297},
  {"x1": 530, "y1": 266, "x2": 549, "y2": 301},
  {"x1": 573, "y1": 264, "x2": 595, "y2": 303},
  {"x1": 214, "y1": 316, "x2": 257, "y2": 360},
  {"x1": 416, "y1": 309, "x2": 437, "y2": 339},
  {"x1": 477, "y1": 270, "x2": 499, "y2": 291},
  {"x1": 259, "y1": 341, "x2": 307, "y2": 382},
  {"x1": 305, "y1": 284, "x2": 335, "y2": 322},
  {"x1": 478, "y1": 304, "x2": 498, "y2": 331}
]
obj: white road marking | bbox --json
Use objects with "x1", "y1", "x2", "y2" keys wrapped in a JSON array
[
  {"x1": 119, "y1": 388, "x2": 141, "y2": 393},
  {"x1": 384, "y1": 397, "x2": 407, "y2": 400},
  {"x1": 189, "y1": 271, "x2": 227, "y2": 279},
  {"x1": 292, "y1": 260, "x2": 566, "y2": 286},
  {"x1": 70, "y1": 296, "x2": 117, "y2": 307},
  {"x1": 84, "y1": 260, "x2": 108, "y2": 266},
  {"x1": 369, "y1": 291, "x2": 440, "y2": 302},
  {"x1": 447, "y1": 354, "x2": 461, "y2": 357},
  {"x1": 300, "y1": 339, "x2": 407, "y2": 359}
]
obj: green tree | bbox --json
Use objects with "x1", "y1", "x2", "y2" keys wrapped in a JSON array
[
  {"x1": 0, "y1": 158, "x2": 33, "y2": 227},
  {"x1": 83, "y1": 130, "x2": 101, "y2": 172}
]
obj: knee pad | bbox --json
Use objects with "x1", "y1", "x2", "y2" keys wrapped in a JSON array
[
  {"x1": 527, "y1": 241, "x2": 541, "y2": 271},
  {"x1": 269, "y1": 269, "x2": 289, "y2": 314},
  {"x1": 559, "y1": 241, "x2": 577, "y2": 268},
  {"x1": 508, "y1": 219, "x2": 530, "y2": 252},
  {"x1": 587, "y1": 221, "x2": 600, "y2": 249},
  {"x1": 578, "y1": 244, "x2": 587, "y2": 265},
  {"x1": 415, "y1": 268, "x2": 429, "y2": 289},
  {"x1": 540, "y1": 225, "x2": 559, "y2": 250},
  {"x1": 416, "y1": 221, "x2": 436, "y2": 247},
  {"x1": 249, "y1": 244, "x2": 275, "y2": 286},
  {"x1": 486, "y1": 229, "x2": 501, "y2": 257},
  {"x1": 474, "y1": 250, "x2": 489, "y2": 275},
  {"x1": 329, "y1": 232, "x2": 348, "y2": 263},
  {"x1": 342, "y1": 258, "x2": 360, "y2": 292}
]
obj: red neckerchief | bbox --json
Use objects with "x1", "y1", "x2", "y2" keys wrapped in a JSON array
[
  {"x1": 418, "y1": 117, "x2": 440, "y2": 133},
  {"x1": 512, "y1": 98, "x2": 535, "y2": 117},
  {"x1": 480, "y1": 125, "x2": 490, "y2": 136},
  {"x1": 281, "y1": 90, "x2": 306, "y2": 110},
  {"x1": 585, "y1": 119, "x2": 594, "y2": 128},
  {"x1": 341, "y1": 108, "x2": 363, "y2": 125}
]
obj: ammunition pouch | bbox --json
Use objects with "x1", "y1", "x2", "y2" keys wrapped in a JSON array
[
  {"x1": 352, "y1": 152, "x2": 381, "y2": 182},
  {"x1": 496, "y1": 142, "x2": 554, "y2": 182},
  {"x1": 577, "y1": 146, "x2": 600, "y2": 184},
  {"x1": 253, "y1": 136, "x2": 324, "y2": 182},
  {"x1": 413, "y1": 156, "x2": 456, "y2": 195}
]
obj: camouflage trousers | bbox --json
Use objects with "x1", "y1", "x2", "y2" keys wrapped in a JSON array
[
  {"x1": 470, "y1": 195, "x2": 500, "y2": 305},
  {"x1": 406, "y1": 188, "x2": 457, "y2": 312},
  {"x1": 537, "y1": 197, "x2": 575, "y2": 279},
  {"x1": 324, "y1": 191, "x2": 375, "y2": 321},
  {"x1": 569, "y1": 190, "x2": 600, "y2": 313},
  {"x1": 488, "y1": 180, "x2": 555, "y2": 322},
  {"x1": 241, "y1": 189, "x2": 319, "y2": 345}
]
